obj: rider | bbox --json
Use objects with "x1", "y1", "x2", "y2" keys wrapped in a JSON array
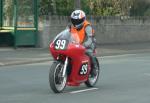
[{"x1": 69, "y1": 9, "x2": 97, "y2": 75}]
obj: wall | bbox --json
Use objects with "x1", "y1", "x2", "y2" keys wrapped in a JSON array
[{"x1": 38, "y1": 16, "x2": 150, "y2": 48}]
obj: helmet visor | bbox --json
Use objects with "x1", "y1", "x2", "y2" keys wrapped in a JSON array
[{"x1": 71, "y1": 18, "x2": 85, "y2": 27}]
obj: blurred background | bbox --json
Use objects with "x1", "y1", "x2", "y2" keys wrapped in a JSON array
[
  {"x1": 0, "y1": 0, "x2": 150, "y2": 48},
  {"x1": 39, "y1": 0, "x2": 150, "y2": 16}
]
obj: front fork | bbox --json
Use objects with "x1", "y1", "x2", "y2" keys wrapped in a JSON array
[
  {"x1": 62, "y1": 57, "x2": 68, "y2": 77},
  {"x1": 57, "y1": 56, "x2": 68, "y2": 77}
]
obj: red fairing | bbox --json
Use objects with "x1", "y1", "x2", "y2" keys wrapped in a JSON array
[{"x1": 49, "y1": 42, "x2": 91, "y2": 86}]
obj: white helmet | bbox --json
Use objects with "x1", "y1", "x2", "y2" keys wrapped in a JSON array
[{"x1": 71, "y1": 10, "x2": 86, "y2": 29}]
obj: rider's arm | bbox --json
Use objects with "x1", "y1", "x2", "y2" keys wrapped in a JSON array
[{"x1": 83, "y1": 25, "x2": 93, "y2": 48}]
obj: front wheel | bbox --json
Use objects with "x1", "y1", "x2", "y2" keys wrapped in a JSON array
[
  {"x1": 85, "y1": 58, "x2": 100, "y2": 87},
  {"x1": 49, "y1": 61, "x2": 67, "y2": 93}
]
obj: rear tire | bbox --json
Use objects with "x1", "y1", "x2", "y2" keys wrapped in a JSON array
[
  {"x1": 49, "y1": 61, "x2": 67, "y2": 93},
  {"x1": 85, "y1": 58, "x2": 100, "y2": 87}
]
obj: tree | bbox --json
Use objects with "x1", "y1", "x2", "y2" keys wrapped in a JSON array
[
  {"x1": 90, "y1": 0, "x2": 134, "y2": 16},
  {"x1": 55, "y1": 0, "x2": 74, "y2": 15},
  {"x1": 130, "y1": 0, "x2": 150, "y2": 16},
  {"x1": 39, "y1": 0, "x2": 54, "y2": 15},
  {"x1": 38, "y1": 0, "x2": 150, "y2": 16}
]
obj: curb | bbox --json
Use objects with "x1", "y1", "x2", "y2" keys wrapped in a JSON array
[
  {"x1": 1, "y1": 45, "x2": 150, "y2": 67},
  {"x1": 0, "y1": 58, "x2": 53, "y2": 67}
]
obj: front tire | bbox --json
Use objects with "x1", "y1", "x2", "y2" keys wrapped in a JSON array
[
  {"x1": 85, "y1": 58, "x2": 100, "y2": 87},
  {"x1": 49, "y1": 61, "x2": 67, "y2": 93}
]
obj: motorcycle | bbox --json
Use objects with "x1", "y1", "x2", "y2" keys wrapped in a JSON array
[{"x1": 49, "y1": 29, "x2": 100, "y2": 93}]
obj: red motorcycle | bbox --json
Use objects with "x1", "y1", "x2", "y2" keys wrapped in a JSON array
[{"x1": 49, "y1": 29, "x2": 100, "y2": 93}]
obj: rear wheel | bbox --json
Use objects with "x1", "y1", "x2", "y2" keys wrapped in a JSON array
[
  {"x1": 85, "y1": 58, "x2": 100, "y2": 87},
  {"x1": 49, "y1": 61, "x2": 67, "y2": 93}
]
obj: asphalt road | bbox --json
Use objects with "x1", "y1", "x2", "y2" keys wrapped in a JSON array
[{"x1": 0, "y1": 53, "x2": 150, "y2": 103}]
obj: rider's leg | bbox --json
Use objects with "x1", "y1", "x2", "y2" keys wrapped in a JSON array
[{"x1": 85, "y1": 50, "x2": 98, "y2": 76}]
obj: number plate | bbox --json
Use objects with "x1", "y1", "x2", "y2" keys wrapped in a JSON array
[
  {"x1": 79, "y1": 63, "x2": 88, "y2": 75},
  {"x1": 54, "y1": 39, "x2": 68, "y2": 50}
]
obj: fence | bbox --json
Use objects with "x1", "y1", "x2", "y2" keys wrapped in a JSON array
[{"x1": 38, "y1": 16, "x2": 150, "y2": 48}]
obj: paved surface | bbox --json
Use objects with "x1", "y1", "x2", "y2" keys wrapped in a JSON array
[
  {"x1": 0, "y1": 53, "x2": 150, "y2": 103},
  {"x1": 0, "y1": 42, "x2": 150, "y2": 66},
  {"x1": 0, "y1": 48, "x2": 51, "y2": 66}
]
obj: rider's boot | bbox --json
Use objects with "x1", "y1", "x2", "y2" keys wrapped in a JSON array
[{"x1": 90, "y1": 56, "x2": 98, "y2": 77}]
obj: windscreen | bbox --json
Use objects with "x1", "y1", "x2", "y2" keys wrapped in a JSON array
[
  {"x1": 52, "y1": 29, "x2": 80, "y2": 50},
  {"x1": 53, "y1": 29, "x2": 80, "y2": 44}
]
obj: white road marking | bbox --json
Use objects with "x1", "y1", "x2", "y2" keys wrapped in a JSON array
[
  {"x1": 98, "y1": 54, "x2": 137, "y2": 59},
  {"x1": 144, "y1": 73, "x2": 150, "y2": 76},
  {"x1": 0, "y1": 62, "x2": 4, "y2": 66},
  {"x1": 69, "y1": 88, "x2": 98, "y2": 94}
]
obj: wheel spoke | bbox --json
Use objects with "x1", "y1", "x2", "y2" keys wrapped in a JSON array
[
  {"x1": 54, "y1": 63, "x2": 67, "y2": 91},
  {"x1": 49, "y1": 61, "x2": 67, "y2": 93}
]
